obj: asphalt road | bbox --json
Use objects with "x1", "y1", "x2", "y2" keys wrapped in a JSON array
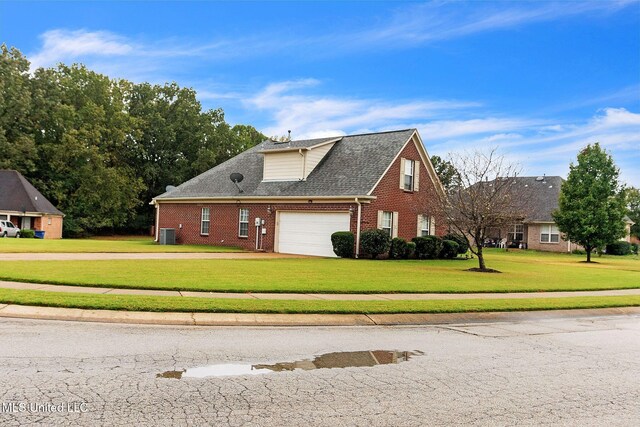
[{"x1": 1, "y1": 315, "x2": 639, "y2": 426}]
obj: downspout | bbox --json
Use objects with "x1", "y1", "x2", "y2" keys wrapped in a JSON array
[
  {"x1": 299, "y1": 149, "x2": 306, "y2": 180},
  {"x1": 355, "y1": 197, "x2": 362, "y2": 258},
  {"x1": 154, "y1": 202, "x2": 160, "y2": 242}
]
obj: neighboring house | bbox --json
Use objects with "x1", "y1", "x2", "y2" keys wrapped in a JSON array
[
  {"x1": 486, "y1": 176, "x2": 634, "y2": 253},
  {"x1": 152, "y1": 129, "x2": 446, "y2": 257},
  {"x1": 0, "y1": 170, "x2": 64, "y2": 239}
]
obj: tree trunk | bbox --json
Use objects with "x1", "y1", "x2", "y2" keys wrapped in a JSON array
[
  {"x1": 586, "y1": 246, "x2": 592, "y2": 263},
  {"x1": 477, "y1": 245, "x2": 486, "y2": 270}
]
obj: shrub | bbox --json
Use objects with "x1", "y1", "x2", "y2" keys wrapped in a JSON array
[
  {"x1": 389, "y1": 237, "x2": 409, "y2": 259},
  {"x1": 20, "y1": 229, "x2": 35, "y2": 238},
  {"x1": 331, "y1": 231, "x2": 355, "y2": 258},
  {"x1": 605, "y1": 241, "x2": 632, "y2": 256},
  {"x1": 412, "y1": 236, "x2": 442, "y2": 259},
  {"x1": 360, "y1": 229, "x2": 391, "y2": 259},
  {"x1": 439, "y1": 240, "x2": 460, "y2": 259},
  {"x1": 442, "y1": 233, "x2": 469, "y2": 254},
  {"x1": 631, "y1": 243, "x2": 639, "y2": 255},
  {"x1": 406, "y1": 242, "x2": 416, "y2": 259}
]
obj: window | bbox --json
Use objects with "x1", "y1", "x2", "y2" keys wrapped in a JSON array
[
  {"x1": 540, "y1": 224, "x2": 559, "y2": 243},
  {"x1": 201, "y1": 208, "x2": 210, "y2": 235},
  {"x1": 420, "y1": 215, "x2": 430, "y2": 237},
  {"x1": 239, "y1": 208, "x2": 249, "y2": 237},
  {"x1": 404, "y1": 159, "x2": 414, "y2": 191},
  {"x1": 381, "y1": 211, "x2": 393, "y2": 236},
  {"x1": 510, "y1": 224, "x2": 524, "y2": 242}
]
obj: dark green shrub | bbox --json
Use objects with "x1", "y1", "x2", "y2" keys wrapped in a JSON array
[
  {"x1": 360, "y1": 229, "x2": 391, "y2": 259},
  {"x1": 412, "y1": 236, "x2": 442, "y2": 259},
  {"x1": 331, "y1": 231, "x2": 355, "y2": 258},
  {"x1": 20, "y1": 229, "x2": 35, "y2": 238},
  {"x1": 439, "y1": 240, "x2": 459, "y2": 259},
  {"x1": 631, "y1": 243, "x2": 639, "y2": 255},
  {"x1": 389, "y1": 237, "x2": 409, "y2": 259},
  {"x1": 606, "y1": 241, "x2": 632, "y2": 255},
  {"x1": 406, "y1": 242, "x2": 416, "y2": 259},
  {"x1": 442, "y1": 233, "x2": 469, "y2": 254}
]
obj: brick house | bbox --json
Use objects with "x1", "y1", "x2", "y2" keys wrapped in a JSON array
[
  {"x1": 0, "y1": 170, "x2": 64, "y2": 238},
  {"x1": 486, "y1": 176, "x2": 634, "y2": 253},
  {"x1": 152, "y1": 129, "x2": 446, "y2": 257}
]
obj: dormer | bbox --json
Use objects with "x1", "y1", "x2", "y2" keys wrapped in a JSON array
[{"x1": 261, "y1": 137, "x2": 341, "y2": 181}]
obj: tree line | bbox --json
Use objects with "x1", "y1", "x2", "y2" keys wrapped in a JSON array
[{"x1": 0, "y1": 45, "x2": 265, "y2": 236}]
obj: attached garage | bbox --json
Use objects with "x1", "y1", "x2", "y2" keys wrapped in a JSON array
[{"x1": 276, "y1": 211, "x2": 351, "y2": 257}]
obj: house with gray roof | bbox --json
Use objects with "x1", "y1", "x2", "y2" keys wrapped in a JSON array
[
  {"x1": 0, "y1": 170, "x2": 64, "y2": 238},
  {"x1": 152, "y1": 129, "x2": 446, "y2": 256},
  {"x1": 486, "y1": 176, "x2": 634, "y2": 252}
]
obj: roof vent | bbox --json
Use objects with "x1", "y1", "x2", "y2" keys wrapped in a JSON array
[{"x1": 535, "y1": 176, "x2": 544, "y2": 181}]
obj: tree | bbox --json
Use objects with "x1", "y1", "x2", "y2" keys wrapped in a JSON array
[
  {"x1": 553, "y1": 143, "x2": 627, "y2": 262},
  {"x1": 430, "y1": 155, "x2": 460, "y2": 192},
  {"x1": 626, "y1": 187, "x2": 640, "y2": 240},
  {"x1": 437, "y1": 149, "x2": 526, "y2": 272}
]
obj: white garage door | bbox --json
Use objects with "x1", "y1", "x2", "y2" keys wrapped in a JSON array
[{"x1": 277, "y1": 211, "x2": 351, "y2": 257}]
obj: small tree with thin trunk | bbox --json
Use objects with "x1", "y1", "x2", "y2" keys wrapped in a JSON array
[
  {"x1": 552, "y1": 143, "x2": 627, "y2": 263},
  {"x1": 437, "y1": 149, "x2": 526, "y2": 272}
]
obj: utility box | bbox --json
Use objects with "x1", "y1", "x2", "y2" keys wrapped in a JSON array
[{"x1": 159, "y1": 228, "x2": 176, "y2": 245}]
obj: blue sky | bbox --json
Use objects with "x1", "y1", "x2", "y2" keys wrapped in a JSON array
[{"x1": 2, "y1": 1, "x2": 639, "y2": 185}]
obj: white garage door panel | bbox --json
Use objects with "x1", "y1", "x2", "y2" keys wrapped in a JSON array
[{"x1": 277, "y1": 212, "x2": 351, "y2": 257}]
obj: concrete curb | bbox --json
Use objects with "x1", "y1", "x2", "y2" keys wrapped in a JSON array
[{"x1": 0, "y1": 304, "x2": 638, "y2": 327}]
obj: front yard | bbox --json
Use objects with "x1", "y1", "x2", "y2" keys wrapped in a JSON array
[
  {"x1": 0, "y1": 236, "x2": 241, "y2": 253},
  {"x1": 0, "y1": 249, "x2": 638, "y2": 294}
]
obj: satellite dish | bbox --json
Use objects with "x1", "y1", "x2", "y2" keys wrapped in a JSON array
[
  {"x1": 165, "y1": 185, "x2": 176, "y2": 192},
  {"x1": 229, "y1": 173, "x2": 245, "y2": 193}
]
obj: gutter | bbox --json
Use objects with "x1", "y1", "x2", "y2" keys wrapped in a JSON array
[{"x1": 355, "y1": 197, "x2": 362, "y2": 258}]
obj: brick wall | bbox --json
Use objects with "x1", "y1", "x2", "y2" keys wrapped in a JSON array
[
  {"x1": 525, "y1": 223, "x2": 580, "y2": 253},
  {"x1": 363, "y1": 138, "x2": 446, "y2": 240},
  {"x1": 157, "y1": 202, "x2": 358, "y2": 251},
  {"x1": 32, "y1": 216, "x2": 63, "y2": 239}
]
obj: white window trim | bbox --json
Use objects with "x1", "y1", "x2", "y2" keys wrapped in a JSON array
[
  {"x1": 421, "y1": 215, "x2": 430, "y2": 237},
  {"x1": 404, "y1": 159, "x2": 414, "y2": 191},
  {"x1": 510, "y1": 223, "x2": 524, "y2": 241},
  {"x1": 200, "y1": 208, "x2": 210, "y2": 235},
  {"x1": 382, "y1": 211, "x2": 393, "y2": 236},
  {"x1": 238, "y1": 208, "x2": 249, "y2": 238},
  {"x1": 540, "y1": 224, "x2": 559, "y2": 243}
]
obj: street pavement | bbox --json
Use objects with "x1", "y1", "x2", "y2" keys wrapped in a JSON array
[{"x1": 1, "y1": 314, "x2": 639, "y2": 426}]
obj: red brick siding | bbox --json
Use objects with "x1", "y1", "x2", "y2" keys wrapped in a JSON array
[
  {"x1": 363, "y1": 139, "x2": 446, "y2": 241},
  {"x1": 158, "y1": 202, "x2": 358, "y2": 251}
]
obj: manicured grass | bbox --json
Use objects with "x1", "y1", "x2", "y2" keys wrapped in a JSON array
[
  {"x1": 0, "y1": 250, "x2": 637, "y2": 294},
  {"x1": 0, "y1": 288, "x2": 639, "y2": 314},
  {"x1": 0, "y1": 236, "x2": 241, "y2": 253}
]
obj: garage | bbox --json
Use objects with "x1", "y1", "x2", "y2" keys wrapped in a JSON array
[{"x1": 276, "y1": 211, "x2": 351, "y2": 257}]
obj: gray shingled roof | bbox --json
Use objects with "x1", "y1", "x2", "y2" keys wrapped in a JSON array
[
  {"x1": 0, "y1": 170, "x2": 64, "y2": 215},
  {"x1": 499, "y1": 175, "x2": 564, "y2": 222},
  {"x1": 260, "y1": 136, "x2": 339, "y2": 151},
  {"x1": 156, "y1": 129, "x2": 416, "y2": 199}
]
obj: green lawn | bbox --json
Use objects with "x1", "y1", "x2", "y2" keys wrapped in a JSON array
[
  {"x1": 0, "y1": 236, "x2": 241, "y2": 253},
  {"x1": 0, "y1": 288, "x2": 638, "y2": 314},
  {"x1": 0, "y1": 250, "x2": 637, "y2": 294}
]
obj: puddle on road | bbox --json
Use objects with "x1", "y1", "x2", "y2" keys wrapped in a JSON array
[{"x1": 157, "y1": 350, "x2": 423, "y2": 379}]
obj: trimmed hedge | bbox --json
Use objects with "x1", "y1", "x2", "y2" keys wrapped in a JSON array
[
  {"x1": 439, "y1": 240, "x2": 460, "y2": 259},
  {"x1": 442, "y1": 233, "x2": 469, "y2": 254},
  {"x1": 331, "y1": 231, "x2": 355, "y2": 258},
  {"x1": 606, "y1": 241, "x2": 632, "y2": 256},
  {"x1": 20, "y1": 229, "x2": 35, "y2": 238},
  {"x1": 360, "y1": 229, "x2": 391, "y2": 259},
  {"x1": 389, "y1": 237, "x2": 409, "y2": 259},
  {"x1": 406, "y1": 242, "x2": 416, "y2": 259},
  {"x1": 412, "y1": 236, "x2": 442, "y2": 259},
  {"x1": 631, "y1": 243, "x2": 639, "y2": 255}
]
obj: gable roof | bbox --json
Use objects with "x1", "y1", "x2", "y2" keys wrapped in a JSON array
[
  {"x1": 500, "y1": 175, "x2": 564, "y2": 222},
  {"x1": 0, "y1": 170, "x2": 64, "y2": 216},
  {"x1": 155, "y1": 129, "x2": 417, "y2": 200}
]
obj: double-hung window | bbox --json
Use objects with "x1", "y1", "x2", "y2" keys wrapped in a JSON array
[
  {"x1": 540, "y1": 224, "x2": 559, "y2": 243},
  {"x1": 510, "y1": 224, "x2": 524, "y2": 242},
  {"x1": 200, "y1": 208, "x2": 210, "y2": 235},
  {"x1": 238, "y1": 208, "x2": 249, "y2": 237},
  {"x1": 420, "y1": 215, "x2": 430, "y2": 236},
  {"x1": 404, "y1": 159, "x2": 414, "y2": 191},
  {"x1": 381, "y1": 211, "x2": 393, "y2": 236}
]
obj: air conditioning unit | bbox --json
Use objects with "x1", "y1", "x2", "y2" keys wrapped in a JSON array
[{"x1": 159, "y1": 228, "x2": 176, "y2": 245}]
